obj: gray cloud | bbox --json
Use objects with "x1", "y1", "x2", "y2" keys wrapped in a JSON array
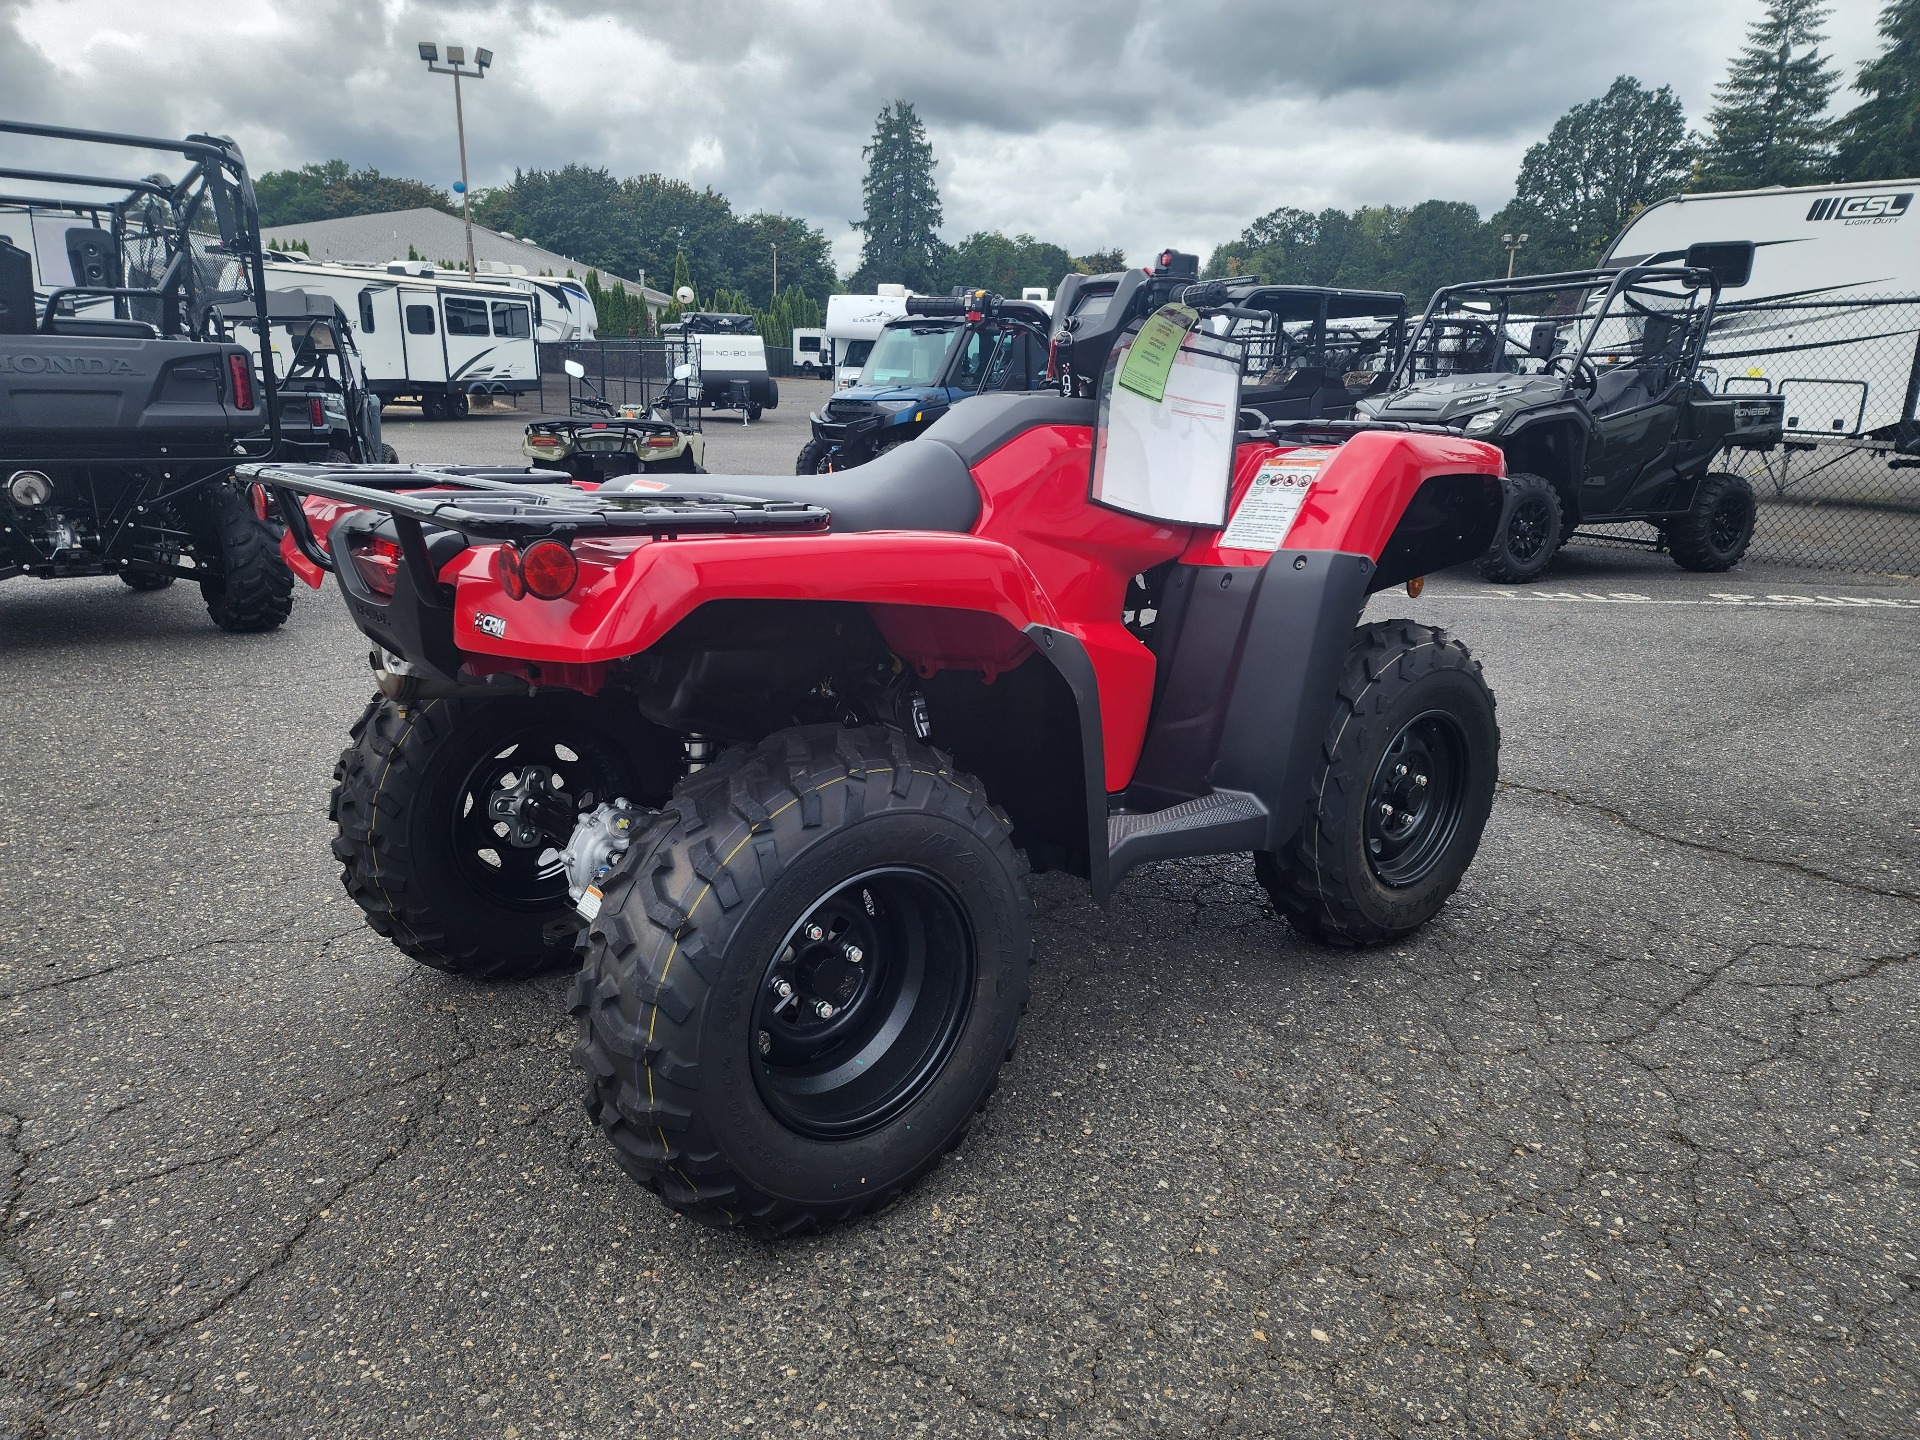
[{"x1": 1, "y1": 0, "x2": 1886, "y2": 271}]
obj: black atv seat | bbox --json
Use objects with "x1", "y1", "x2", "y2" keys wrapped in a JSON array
[{"x1": 597, "y1": 393, "x2": 1097, "y2": 534}]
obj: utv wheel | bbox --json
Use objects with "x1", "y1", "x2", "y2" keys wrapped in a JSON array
[
  {"x1": 1667, "y1": 471, "x2": 1756, "y2": 572},
  {"x1": 575, "y1": 725, "x2": 1032, "y2": 1235},
  {"x1": 1478, "y1": 472, "x2": 1563, "y2": 584},
  {"x1": 198, "y1": 480, "x2": 293, "y2": 632},
  {"x1": 329, "y1": 693, "x2": 683, "y2": 979},
  {"x1": 380, "y1": 443, "x2": 400, "y2": 464},
  {"x1": 644, "y1": 453, "x2": 706, "y2": 474},
  {"x1": 795, "y1": 438, "x2": 833, "y2": 474},
  {"x1": 1256, "y1": 620, "x2": 1499, "y2": 947},
  {"x1": 119, "y1": 565, "x2": 174, "y2": 591}
]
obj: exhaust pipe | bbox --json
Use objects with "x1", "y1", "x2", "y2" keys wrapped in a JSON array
[{"x1": 370, "y1": 651, "x2": 530, "y2": 704}]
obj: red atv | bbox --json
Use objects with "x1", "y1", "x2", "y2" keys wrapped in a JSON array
[{"x1": 252, "y1": 252, "x2": 1508, "y2": 1235}]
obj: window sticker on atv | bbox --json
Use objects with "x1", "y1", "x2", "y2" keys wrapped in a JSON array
[
  {"x1": 1116, "y1": 303, "x2": 1198, "y2": 403},
  {"x1": 1221, "y1": 450, "x2": 1332, "y2": 551}
]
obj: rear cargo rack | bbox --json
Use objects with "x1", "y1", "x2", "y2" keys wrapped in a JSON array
[
  {"x1": 239, "y1": 461, "x2": 832, "y2": 577},
  {"x1": 1252, "y1": 417, "x2": 1461, "y2": 444}
]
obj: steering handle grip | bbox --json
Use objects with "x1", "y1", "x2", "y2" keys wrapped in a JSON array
[{"x1": 905, "y1": 296, "x2": 968, "y2": 316}]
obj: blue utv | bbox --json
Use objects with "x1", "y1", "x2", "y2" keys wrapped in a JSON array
[{"x1": 794, "y1": 294, "x2": 1052, "y2": 472}]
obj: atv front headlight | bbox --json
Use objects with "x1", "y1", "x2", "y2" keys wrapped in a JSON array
[{"x1": 1463, "y1": 409, "x2": 1502, "y2": 436}]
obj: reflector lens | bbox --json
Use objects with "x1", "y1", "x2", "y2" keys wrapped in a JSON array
[
  {"x1": 520, "y1": 540, "x2": 578, "y2": 600},
  {"x1": 643, "y1": 435, "x2": 675, "y2": 448},
  {"x1": 527, "y1": 434, "x2": 561, "y2": 448},
  {"x1": 492, "y1": 544, "x2": 525, "y2": 600},
  {"x1": 348, "y1": 535, "x2": 401, "y2": 598},
  {"x1": 228, "y1": 354, "x2": 255, "y2": 410}
]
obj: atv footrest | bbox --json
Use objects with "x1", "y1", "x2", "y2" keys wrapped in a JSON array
[{"x1": 1106, "y1": 790, "x2": 1269, "y2": 877}]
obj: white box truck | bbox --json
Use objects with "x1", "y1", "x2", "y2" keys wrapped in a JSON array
[
  {"x1": 1606, "y1": 179, "x2": 1920, "y2": 444},
  {"x1": 258, "y1": 255, "x2": 540, "y2": 418}
]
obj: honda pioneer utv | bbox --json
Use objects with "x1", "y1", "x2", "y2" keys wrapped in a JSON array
[
  {"x1": 1204, "y1": 281, "x2": 1407, "y2": 424},
  {"x1": 795, "y1": 294, "x2": 1053, "y2": 472},
  {"x1": 1358, "y1": 244, "x2": 1783, "y2": 582},
  {"x1": 253, "y1": 249, "x2": 1509, "y2": 1236},
  {"x1": 0, "y1": 119, "x2": 292, "y2": 627}
]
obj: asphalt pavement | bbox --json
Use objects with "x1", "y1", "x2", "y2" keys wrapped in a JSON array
[{"x1": 2, "y1": 395, "x2": 1916, "y2": 1439}]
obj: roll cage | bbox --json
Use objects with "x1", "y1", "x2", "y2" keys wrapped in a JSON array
[{"x1": 1390, "y1": 265, "x2": 1725, "y2": 396}]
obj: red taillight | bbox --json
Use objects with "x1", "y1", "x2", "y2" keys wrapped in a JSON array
[
  {"x1": 228, "y1": 353, "x2": 255, "y2": 410},
  {"x1": 527, "y1": 434, "x2": 561, "y2": 448},
  {"x1": 309, "y1": 397, "x2": 326, "y2": 429},
  {"x1": 348, "y1": 535, "x2": 401, "y2": 598},
  {"x1": 249, "y1": 482, "x2": 268, "y2": 520},
  {"x1": 492, "y1": 544, "x2": 525, "y2": 600},
  {"x1": 520, "y1": 539, "x2": 577, "y2": 600},
  {"x1": 642, "y1": 434, "x2": 675, "y2": 448}
]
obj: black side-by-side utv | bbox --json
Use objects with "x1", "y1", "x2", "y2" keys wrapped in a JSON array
[
  {"x1": 0, "y1": 118, "x2": 292, "y2": 628},
  {"x1": 1358, "y1": 246, "x2": 1784, "y2": 581}
]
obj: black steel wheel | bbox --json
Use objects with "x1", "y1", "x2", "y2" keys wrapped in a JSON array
[
  {"x1": 1478, "y1": 472, "x2": 1563, "y2": 584},
  {"x1": 576, "y1": 725, "x2": 1032, "y2": 1235},
  {"x1": 1257, "y1": 619, "x2": 1498, "y2": 946},
  {"x1": 1667, "y1": 471, "x2": 1756, "y2": 572},
  {"x1": 1363, "y1": 710, "x2": 1469, "y2": 888},
  {"x1": 751, "y1": 867, "x2": 975, "y2": 1140},
  {"x1": 329, "y1": 693, "x2": 682, "y2": 977}
]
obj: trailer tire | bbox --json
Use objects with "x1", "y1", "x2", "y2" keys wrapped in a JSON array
[
  {"x1": 329, "y1": 693, "x2": 684, "y2": 979},
  {"x1": 1477, "y1": 472, "x2": 1562, "y2": 583},
  {"x1": 575, "y1": 725, "x2": 1032, "y2": 1235},
  {"x1": 1256, "y1": 620, "x2": 1498, "y2": 947},
  {"x1": 420, "y1": 393, "x2": 444, "y2": 420},
  {"x1": 445, "y1": 389, "x2": 470, "y2": 419},
  {"x1": 198, "y1": 480, "x2": 293, "y2": 633},
  {"x1": 1667, "y1": 471, "x2": 1756, "y2": 572}
]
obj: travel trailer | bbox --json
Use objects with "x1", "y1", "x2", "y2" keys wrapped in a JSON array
[
  {"x1": 260, "y1": 254, "x2": 539, "y2": 417},
  {"x1": 1606, "y1": 179, "x2": 1920, "y2": 444}
]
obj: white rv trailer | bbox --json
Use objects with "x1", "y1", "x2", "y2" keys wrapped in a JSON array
[
  {"x1": 259, "y1": 254, "x2": 539, "y2": 417},
  {"x1": 469, "y1": 264, "x2": 599, "y2": 343},
  {"x1": 824, "y1": 288, "x2": 914, "y2": 388},
  {"x1": 1606, "y1": 179, "x2": 1920, "y2": 444},
  {"x1": 790, "y1": 327, "x2": 828, "y2": 375}
]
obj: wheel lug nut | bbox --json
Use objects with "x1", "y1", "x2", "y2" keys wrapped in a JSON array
[
  {"x1": 805, "y1": 924, "x2": 826, "y2": 943},
  {"x1": 813, "y1": 1000, "x2": 836, "y2": 1020},
  {"x1": 772, "y1": 978, "x2": 793, "y2": 999},
  {"x1": 1395, "y1": 765, "x2": 1408, "y2": 778},
  {"x1": 1379, "y1": 803, "x2": 1395, "y2": 819},
  {"x1": 1415, "y1": 774, "x2": 1429, "y2": 788},
  {"x1": 843, "y1": 943, "x2": 863, "y2": 964}
]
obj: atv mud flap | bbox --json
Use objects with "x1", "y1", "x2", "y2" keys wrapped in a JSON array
[{"x1": 1030, "y1": 549, "x2": 1375, "y2": 904}]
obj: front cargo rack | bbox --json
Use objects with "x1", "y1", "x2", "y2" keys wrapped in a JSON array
[{"x1": 238, "y1": 461, "x2": 833, "y2": 576}]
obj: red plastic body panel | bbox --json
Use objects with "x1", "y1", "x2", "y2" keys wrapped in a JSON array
[
  {"x1": 1180, "y1": 430, "x2": 1506, "y2": 568},
  {"x1": 302, "y1": 423, "x2": 1502, "y2": 792}
]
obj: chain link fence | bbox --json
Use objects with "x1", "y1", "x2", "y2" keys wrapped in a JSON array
[{"x1": 1573, "y1": 293, "x2": 1920, "y2": 578}]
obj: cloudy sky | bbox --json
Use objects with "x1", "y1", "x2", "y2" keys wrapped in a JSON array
[{"x1": 0, "y1": 0, "x2": 1887, "y2": 271}]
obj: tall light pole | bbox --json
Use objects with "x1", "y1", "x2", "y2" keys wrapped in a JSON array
[
  {"x1": 1502, "y1": 232, "x2": 1529, "y2": 279},
  {"x1": 418, "y1": 42, "x2": 492, "y2": 279},
  {"x1": 770, "y1": 243, "x2": 778, "y2": 303}
]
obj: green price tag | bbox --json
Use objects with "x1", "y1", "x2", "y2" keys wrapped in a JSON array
[{"x1": 1115, "y1": 303, "x2": 1198, "y2": 403}]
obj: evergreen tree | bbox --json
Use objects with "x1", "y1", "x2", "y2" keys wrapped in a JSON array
[
  {"x1": 1699, "y1": 0, "x2": 1839, "y2": 189},
  {"x1": 1505, "y1": 77, "x2": 1691, "y2": 269},
  {"x1": 849, "y1": 101, "x2": 944, "y2": 292},
  {"x1": 1834, "y1": 0, "x2": 1920, "y2": 179}
]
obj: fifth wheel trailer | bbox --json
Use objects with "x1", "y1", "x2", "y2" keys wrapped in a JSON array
[
  {"x1": 258, "y1": 255, "x2": 539, "y2": 417},
  {"x1": 1605, "y1": 179, "x2": 1920, "y2": 446}
]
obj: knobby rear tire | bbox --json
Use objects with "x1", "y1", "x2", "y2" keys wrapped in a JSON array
[
  {"x1": 198, "y1": 479, "x2": 293, "y2": 632},
  {"x1": 329, "y1": 694, "x2": 682, "y2": 979},
  {"x1": 574, "y1": 724, "x2": 1032, "y2": 1236}
]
